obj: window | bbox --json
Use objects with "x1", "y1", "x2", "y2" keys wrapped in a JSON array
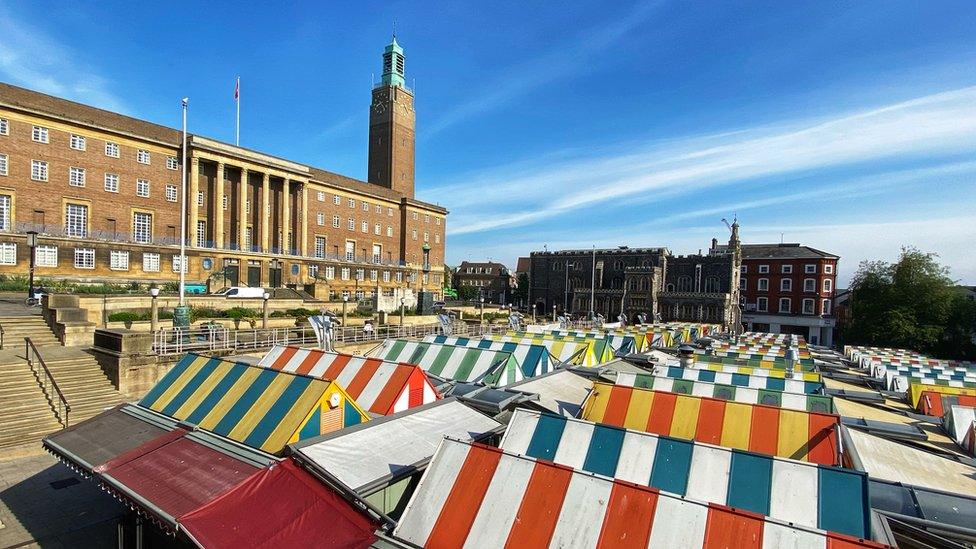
[
  {"x1": 387, "y1": 207, "x2": 393, "y2": 217},
  {"x1": 325, "y1": 266, "x2": 335, "y2": 279},
  {"x1": 35, "y1": 245, "x2": 57, "y2": 267},
  {"x1": 372, "y1": 244, "x2": 381, "y2": 264},
  {"x1": 781, "y1": 264, "x2": 793, "y2": 274},
  {"x1": 307, "y1": 264, "x2": 319, "y2": 278},
  {"x1": 31, "y1": 160, "x2": 48, "y2": 181},
  {"x1": 143, "y1": 253, "x2": 160, "y2": 272},
  {"x1": 347, "y1": 218, "x2": 354, "y2": 230},
  {"x1": 110, "y1": 250, "x2": 129, "y2": 270},
  {"x1": 70, "y1": 134, "x2": 86, "y2": 150},
  {"x1": 245, "y1": 227, "x2": 252, "y2": 250},
  {"x1": 0, "y1": 194, "x2": 10, "y2": 231},
  {"x1": 345, "y1": 241, "x2": 355, "y2": 261},
  {"x1": 370, "y1": 269, "x2": 378, "y2": 281},
  {"x1": 423, "y1": 232, "x2": 429, "y2": 242},
  {"x1": 105, "y1": 142, "x2": 120, "y2": 157},
  {"x1": 136, "y1": 179, "x2": 150, "y2": 197},
  {"x1": 333, "y1": 195, "x2": 341, "y2": 205},
  {"x1": 361, "y1": 220, "x2": 368, "y2": 233},
  {"x1": 395, "y1": 272, "x2": 403, "y2": 283},
  {"x1": 383, "y1": 271, "x2": 390, "y2": 282},
  {"x1": 780, "y1": 278, "x2": 792, "y2": 292},
  {"x1": 0, "y1": 118, "x2": 7, "y2": 135},
  {"x1": 739, "y1": 278, "x2": 746, "y2": 290},
  {"x1": 312, "y1": 236, "x2": 328, "y2": 258},
  {"x1": 412, "y1": 212, "x2": 418, "y2": 220},
  {"x1": 435, "y1": 233, "x2": 440, "y2": 244},
  {"x1": 822, "y1": 299, "x2": 831, "y2": 315},
  {"x1": 778, "y1": 298, "x2": 791, "y2": 313},
  {"x1": 374, "y1": 224, "x2": 381, "y2": 235},
  {"x1": 356, "y1": 268, "x2": 364, "y2": 281},
  {"x1": 104, "y1": 173, "x2": 119, "y2": 192},
  {"x1": 74, "y1": 248, "x2": 95, "y2": 269},
  {"x1": 196, "y1": 220, "x2": 206, "y2": 247},
  {"x1": 164, "y1": 156, "x2": 178, "y2": 170},
  {"x1": 66, "y1": 167, "x2": 85, "y2": 187},
  {"x1": 436, "y1": 217, "x2": 441, "y2": 226},
  {"x1": 0, "y1": 243, "x2": 15, "y2": 265},
  {"x1": 375, "y1": 205, "x2": 382, "y2": 214},
  {"x1": 341, "y1": 267, "x2": 350, "y2": 280},
  {"x1": 802, "y1": 298, "x2": 815, "y2": 315},
  {"x1": 222, "y1": 196, "x2": 229, "y2": 210},
  {"x1": 411, "y1": 229, "x2": 417, "y2": 240},
  {"x1": 362, "y1": 202, "x2": 369, "y2": 212},
  {"x1": 348, "y1": 198, "x2": 355, "y2": 208},
  {"x1": 316, "y1": 212, "x2": 325, "y2": 226},
  {"x1": 332, "y1": 215, "x2": 340, "y2": 228},
  {"x1": 824, "y1": 264, "x2": 834, "y2": 274},
  {"x1": 424, "y1": 214, "x2": 430, "y2": 224},
  {"x1": 137, "y1": 149, "x2": 150, "y2": 164},
  {"x1": 756, "y1": 297, "x2": 768, "y2": 312},
  {"x1": 166, "y1": 184, "x2": 177, "y2": 202},
  {"x1": 0, "y1": 154, "x2": 6, "y2": 176},
  {"x1": 758, "y1": 264, "x2": 769, "y2": 274},
  {"x1": 197, "y1": 192, "x2": 204, "y2": 206},
  {"x1": 386, "y1": 226, "x2": 393, "y2": 237},
  {"x1": 64, "y1": 203, "x2": 88, "y2": 237},
  {"x1": 133, "y1": 212, "x2": 152, "y2": 243},
  {"x1": 757, "y1": 278, "x2": 769, "y2": 291},
  {"x1": 823, "y1": 279, "x2": 833, "y2": 292},
  {"x1": 803, "y1": 278, "x2": 815, "y2": 292},
  {"x1": 246, "y1": 200, "x2": 251, "y2": 215},
  {"x1": 172, "y1": 255, "x2": 187, "y2": 273},
  {"x1": 32, "y1": 126, "x2": 49, "y2": 143},
  {"x1": 740, "y1": 265, "x2": 747, "y2": 274},
  {"x1": 805, "y1": 264, "x2": 816, "y2": 274}
]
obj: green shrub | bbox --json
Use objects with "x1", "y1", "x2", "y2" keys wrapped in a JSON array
[
  {"x1": 225, "y1": 307, "x2": 258, "y2": 319},
  {"x1": 190, "y1": 307, "x2": 225, "y2": 322},
  {"x1": 108, "y1": 311, "x2": 142, "y2": 323},
  {"x1": 158, "y1": 310, "x2": 174, "y2": 320}
]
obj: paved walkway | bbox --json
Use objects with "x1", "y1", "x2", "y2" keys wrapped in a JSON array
[{"x1": 0, "y1": 453, "x2": 118, "y2": 548}]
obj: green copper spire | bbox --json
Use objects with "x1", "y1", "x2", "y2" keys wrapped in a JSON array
[{"x1": 380, "y1": 35, "x2": 406, "y2": 88}]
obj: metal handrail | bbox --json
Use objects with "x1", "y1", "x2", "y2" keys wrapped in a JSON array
[
  {"x1": 0, "y1": 323, "x2": 4, "y2": 350},
  {"x1": 25, "y1": 337, "x2": 71, "y2": 427}
]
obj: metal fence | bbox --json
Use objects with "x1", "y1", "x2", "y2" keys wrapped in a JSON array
[{"x1": 152, "y1": 321, "x2": 504, "y2": 356}]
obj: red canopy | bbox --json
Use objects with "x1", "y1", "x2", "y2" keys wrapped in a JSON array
[{"x1": 179, "y1": 458, "x2": 377, "y2": 548}]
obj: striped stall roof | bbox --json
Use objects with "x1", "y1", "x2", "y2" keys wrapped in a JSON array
[
  {"x1": 532, "y1": 329, "x2": 639, "y2": 354},
  {"x1": 422, "y1": 335, "x2": 555, "y2": 378},
  {"x1": 877, "y1": 366, "x2": 976, "y2": 393},
  {"x1": 483, "y1": 334, "x2": 596, "y2": 366},
  {"x1": 917, "y1": 390, "x2": 976, "y2": 417},
  {"x1": 501, "y1": 331, "x2": 616, "y2": 364},
  {"x1": 650, "y1": 364, "x2": 824, "y2": 393},
  {"x1": 943, "y1": 406, "x2": 976, "y2": 447},
  {"x1": 258, "y1": 346, "x2": 439, "y2": 415},
  {"x1": 393, "y1": 438, "x2": 883, "y2": 549},
  {"x1": 139, "y1": 353, "x2": 370, "y2": 454},
  {"x1": 367, "y1": 339, "x2": 523, "y2": 386},
  {"x1": 615, "y1": 372, "x2": 834, "y2": 413},
  {"x1": 582, "y1": 382, "x2": 840, "y2": 465},
  {"x1": 660, "y1": 362, "x2": 822, "y2": 383},
  {"x1": 688, "y1": 353, "x2": 817, "y2": 372},
  {"x1": 499, "y1": 409, "x2": 869, "y2": 538},
  {"x1": 908, "y1": 381, "x2": 976, "y2": 408}
]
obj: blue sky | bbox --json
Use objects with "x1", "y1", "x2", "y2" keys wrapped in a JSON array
[{"x1": 2, "y1": 1, "x2": 975, "y2": 285}]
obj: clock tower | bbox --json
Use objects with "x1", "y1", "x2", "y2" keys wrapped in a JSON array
[{"x1": 368, "y1": 36, "x2": 415, "y2": 198}]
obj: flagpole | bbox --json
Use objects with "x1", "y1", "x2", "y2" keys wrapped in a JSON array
[{"x1": 235, "y1": 76, "x2": 240, "y2": 146}]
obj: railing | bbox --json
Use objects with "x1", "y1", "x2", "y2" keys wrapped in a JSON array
[
  {"x1": 25, "y1": 337, "x2": 71, "y2": 427},
  {"x1": 0, "y1": 322, "x2": 4, "y2": 350},
  {"x1": 152, "y1": 321, "x2": 506, "y2": 356}
]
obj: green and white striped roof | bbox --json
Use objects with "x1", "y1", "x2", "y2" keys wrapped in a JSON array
[{"x1": 368, "y1": 339, "x2": 524, "y2": 387}]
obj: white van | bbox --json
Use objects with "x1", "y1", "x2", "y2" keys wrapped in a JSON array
[{"x1": 212, "y1": 286, "x2": 266, "y2": 298}]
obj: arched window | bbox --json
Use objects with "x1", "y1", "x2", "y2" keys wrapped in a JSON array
[
  {"x1": 666, "y1": 283, "x2": 675, "y2": 292},
  {"x1": 628, "y1": 278, "x2": 638, "y2": 291},
  {"x1": 704, "y1": 276, "x2": 720, "y2": 292},
  {"x1": 677, "y1": 276, "x2": 692, "y2": 292}
]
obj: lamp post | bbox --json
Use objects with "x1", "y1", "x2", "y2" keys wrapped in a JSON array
[
  {"x1": 26, "y1": 231, "x2": 38, "y2": 304},
  {"x1": 553, "y1": 304, "x2": 557, "y2": 322},
  {"x1": 149, "y1": 286, "x2": 160, "y2": 332},
  {"x1": 532, "y1": 303, "x2": 537, "y2": 323},
  {"x1": 173, "y1": 97, "x2": 191, "y2": 329},
  {"x1": 262, "y1": 292, "x2": 270, "y2": 329},
  {"x1": 480, "y1": 296, "x2": 485, "y2": 324},
  {"x1": 342, "y1": 294, "x2": 349, "y2": 327},
  {"x1": 399, "y1": 296, "x2": 405, "y2": 332}
]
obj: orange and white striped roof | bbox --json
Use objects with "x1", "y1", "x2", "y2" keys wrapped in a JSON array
[{"x1": 259, "y1": 346, "x2": 439, "y2": 416}]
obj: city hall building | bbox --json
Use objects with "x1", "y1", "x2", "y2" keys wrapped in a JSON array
[{"x1": 0, "y1": 38, "x2": 447, "y2": 300}]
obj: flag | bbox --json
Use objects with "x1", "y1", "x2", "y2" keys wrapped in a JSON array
[{"x1": 234, "y1": 77, "x2": 239, "y2": 101}]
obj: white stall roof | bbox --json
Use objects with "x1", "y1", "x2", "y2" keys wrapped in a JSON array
[
  {"x1": 290, "y1": 399, "x2": 502, "y2": 494},
  {"x1": 507, "y1": 369, "x2": 592, "y2": 417}
]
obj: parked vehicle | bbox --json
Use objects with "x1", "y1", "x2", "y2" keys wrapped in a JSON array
[{"x1": 211, "y1": 286, "x2": 266, "y2": 298}]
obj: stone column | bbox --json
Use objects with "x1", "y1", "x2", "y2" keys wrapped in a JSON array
[
  {"x1": 299, "y1": 183, "x2": 308, "y2": 257},
  {"x1": 282, "y1": 178, "x2": 291, "y2": 254},
  {"x1": 239, "y1": 168, "x2": 248, "y2": 250},
  {"x1": 189, "y1": 158, "x2": 200, "y2": 247},
  {"x1": 215, "y1": 162, "x2": 225, "y2": 248},
  {"x1": 261, "y1": 172, "x2": 270, "y2": 252}
]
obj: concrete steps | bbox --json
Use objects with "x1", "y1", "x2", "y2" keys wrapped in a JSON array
[{"x1": 0, "y1": 315, "x2": 61, "y2": 349}]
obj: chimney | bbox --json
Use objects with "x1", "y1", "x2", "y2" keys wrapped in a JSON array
[{"x1": 711, "y1": 238, "x2": 718, "y2": 250}]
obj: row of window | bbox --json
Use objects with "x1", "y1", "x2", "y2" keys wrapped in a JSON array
[
  {"x1": 0, "y1": 243, "x2": 182, "y2": 272},
  {"x1": 750, "y1": 296, "x2": 831, "y2": 315},
  {"x1": 745, "y1": 263, "x2": 834, "y2": 275},
  {"x1": 464, "y1": 266, "x2": 494, "y2": 274},
  {"x1": 0, "y1": 119, "x2": 177, "y2": 168},
  {"x1": 310, "y1": 191, "x2": 442, "y2": 226},
  {"x1": 749, "y1": 277, "x2": 833, "y2": 293},
  {"x1": 3, "y1": 157, "x2": 175, "y2": 200}
]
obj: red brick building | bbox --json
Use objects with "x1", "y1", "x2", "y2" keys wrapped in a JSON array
[
  {"x1": 713, "y1": 242, "x2": 838, "y2": 346},
  {"x1": 0, "y1": 38, "x2": 447, "y2": 300}
]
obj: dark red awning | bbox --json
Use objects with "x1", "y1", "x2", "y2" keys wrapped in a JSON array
[{"x1": 180, "y1": 458, "x2": 377, "y2": 548}]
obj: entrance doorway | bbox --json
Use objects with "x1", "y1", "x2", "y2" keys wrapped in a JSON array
[
  {"x1": 223, "y1": 259, "x2": 240, "y2": 286},
  {"x1": 247, "y1": 261, "x2": 261, "y2": 287}
]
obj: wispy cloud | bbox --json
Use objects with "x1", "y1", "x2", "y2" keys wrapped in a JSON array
[
  {"x1": 443, "y1": 86, "x2": 976, "y2": 236},
  {"x1": 425, "y1": 3, "x2": 663, "y2": 137},
  {"x1": 0, "y1": 5, "x2": 128, "y2": 112},
  {"x1": 315, "y1": 114, "x2": 359, "y2": 142}
]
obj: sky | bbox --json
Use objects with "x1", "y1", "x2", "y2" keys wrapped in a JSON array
[{"x1": 2, "y1": 1, "x2": 975, "y2": 286}]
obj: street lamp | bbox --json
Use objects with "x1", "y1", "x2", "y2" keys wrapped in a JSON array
[
  {"x1": 262, "y1": 292, "x2": 270, "y2": 329},
  {"x1": 342, "y1": 294, "x2": 349, "y2": 327},
  {"x1": 399, "y1": 296, "x2": 405, "y2": 332},
  {"x1": 26, "y1": 231, "x2": 38, "y2": 304},
  {"x1": 532, "y1": 303, "x2": 537, "y2": 323},
  {"x1": 480, "y1": 296, "x2": 485, "y2": 324},
  {"x1": 553, "y1": 304, "x2": 557, "y2": 322},
  {"x1": 149, "y1": 286, "x2": 160, "y2": 332}
]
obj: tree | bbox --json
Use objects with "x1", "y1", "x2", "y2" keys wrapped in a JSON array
[
  {"x1": 513, "y1": 272, "x2": 530, "y2": 306},
  {"x1": 846, "y1": 247, "x2": 975, "y2": 359},
  {"x1": 456, "y1": 285, "x2": 479, "y2": 301}
]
